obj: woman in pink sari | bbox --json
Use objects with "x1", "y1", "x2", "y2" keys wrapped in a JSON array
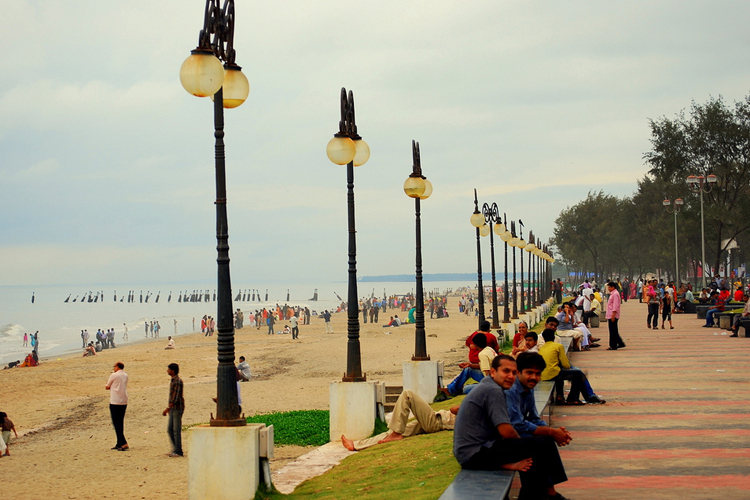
[{"x1": 629, "y1": 281, "x2": 637, "y2": 299}]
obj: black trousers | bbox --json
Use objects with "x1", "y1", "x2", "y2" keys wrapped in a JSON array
[
  {"x1": 462, "y1": 436, "x2": 567, "y2": 500},
  {"x1": 110, "y1": 404, "x2": 128, "y2": 448},
  {"x1": 581, "y1": 310, "x2": 597, "y2": 327},
  {"x1": 608, "y1": 318, "x2": 626, "y2": 349},
  {"x1": 647, "y1": 303, "x2": 659, "y2": 328}
]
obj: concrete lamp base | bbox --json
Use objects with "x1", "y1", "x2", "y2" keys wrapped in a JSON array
[
  {"x1": 402, "y1": 360, "x2": 439, "y2": 404},
  {"x1": 329, "y1": 380, "x2": 377, "y2": 442},
  {"x1": 188, "y1": 424, "x2": 266, "y2": 500}
]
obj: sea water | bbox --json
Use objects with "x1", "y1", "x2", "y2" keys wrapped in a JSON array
[{"x1": 0, "y1": 281, "x2": 465, "y2": 365}]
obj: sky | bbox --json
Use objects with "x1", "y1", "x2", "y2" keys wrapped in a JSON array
[{"x1": 2, "y1": 0, "x2": 750, "y2": 287}]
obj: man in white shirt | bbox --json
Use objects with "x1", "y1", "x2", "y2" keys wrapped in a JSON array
[
  {"x1": 290, "y1": 315, "x2": 299, "y2": 340},
  {"x1": 105, "y1": 362, "x2": 129, "y2": 451},
  {"x1": 237, "y1": 356, "x2": 252, "y2": 381}
]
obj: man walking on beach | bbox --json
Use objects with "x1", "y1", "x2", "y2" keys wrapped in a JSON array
[
  {"x1": 105, "y1": 361, "x2": 129, "y2": 451},
  {"x1": 290, "y1": 314, "x2": 299, "y2": 340},
  {"x1": 162, "y1": 363, "x2": 184, "y2": 457},
  {"x1": 267, "y1": 313, "x2": 276, "y2": 335},
  {"x1": 323, "y1": 310, "x2": 333, "y2": 334}
]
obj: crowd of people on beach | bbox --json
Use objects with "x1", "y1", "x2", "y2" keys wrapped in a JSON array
[{"x1": 5, "y1": 332, "x2": 40, "y2": 369}]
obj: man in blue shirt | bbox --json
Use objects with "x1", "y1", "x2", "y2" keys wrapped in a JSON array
[{"x1": 507, "y1": 352, "x2": 572, "y2": 446}]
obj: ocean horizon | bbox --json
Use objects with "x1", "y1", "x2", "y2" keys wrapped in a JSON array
[{"x1": 1, "y1": 279, "x2": 481, "y2": 365}]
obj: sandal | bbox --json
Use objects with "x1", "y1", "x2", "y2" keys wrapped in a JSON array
[
  {"x1": 606, "y1": 347, "x2": 617, "y2": 350},
  {"x1": 563, "y1": 400, "x2": 585, "y2": 406}
]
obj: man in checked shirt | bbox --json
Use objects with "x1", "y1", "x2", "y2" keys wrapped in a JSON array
[{"x1": 162, "y1": 363, "x2": 185, "y2": 457}]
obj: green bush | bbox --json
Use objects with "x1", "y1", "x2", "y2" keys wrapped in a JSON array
[{"x1": 246, "y1": 410, "x2": 330, "y2": 446}]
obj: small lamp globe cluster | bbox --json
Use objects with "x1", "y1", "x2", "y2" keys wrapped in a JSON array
[
  {"x1": 179, "y1": 49, "x2": 250, "y2": 109},
  {"x1": 470, "y1": 214, "x2": 554, "y2": 263},
  {"x1": 404, "y1": 175, "x2": 433, "y2": 200},
  {"x1": 326, "y1": 134, "x2": 370, "y2": 167}
]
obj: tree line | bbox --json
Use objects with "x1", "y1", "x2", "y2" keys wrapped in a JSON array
[{"x1": 552, "y1": 94, "x2": 750, "y2": 283}]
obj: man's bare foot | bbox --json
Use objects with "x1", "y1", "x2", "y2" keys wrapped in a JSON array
[
  {"x1": 502, "y1": 458, "x2": 532, "y2": 471},
  {"x1": 377, "y1": 432, "x2": 404, "y2": 444},
  {"x1": 341, "y1": 435, "x2": 356, "y2": 451}
]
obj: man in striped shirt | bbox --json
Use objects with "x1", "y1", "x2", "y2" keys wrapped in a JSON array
[{"x1": 163, "y1": 363, "x2": 184, "y2": 457}]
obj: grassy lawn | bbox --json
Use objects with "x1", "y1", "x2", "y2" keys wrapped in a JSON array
[{"x1": 256, "y1": 396, "x2": 466, "y2": 500}]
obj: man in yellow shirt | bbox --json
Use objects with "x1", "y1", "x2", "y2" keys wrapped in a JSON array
[{"x1": 538, "y1": 329, "x2": 605, "y2": 406}]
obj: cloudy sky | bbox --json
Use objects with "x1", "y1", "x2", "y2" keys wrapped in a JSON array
[{"x1": 2, "y1": 0, "x2": 749, "y2": 287}]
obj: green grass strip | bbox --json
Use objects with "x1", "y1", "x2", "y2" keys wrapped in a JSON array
[{"x1": 247, "y1": 410, "x2": 330, "y2": 447}]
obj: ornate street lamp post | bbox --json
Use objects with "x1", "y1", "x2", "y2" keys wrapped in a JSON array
[
  {"x1": 479, "y1": 203, "x2": 502, "y2": 329},
  {"x1": 687, "y1": 174, "x2": 717, "y2": 288},
  {"x1": 470, "y1": 190, "x2": 488, "y2": 327},
  {"x1": 545, "y1": 244, "x2": 555, "y2": 299},
  {"x1": 404, "y1": 141, "x2": 433, "y2": 360},
  {"x1": 499, "y1": 214, "x2": 512, "y2": 323},
  {"x1": 180, "y1": 0, "x2": 249, "y2": 426},
  {"x1": 516, "y1": 221, "x2": 526, "y2": 313},
  {"x1": 663, "y1": 198, "x2": 684, "y2": 283},
  {"x1": 326, "y1": 88, "x2": 370, "y2": 382},
  {"x1": 525, "y1": 233, "x2": 536, "y2": 309},
  {"x1": 534, "y1": 241, "x2": 544, "y2": 305},
  {"x1": 509, "y1": 221, "x2": 520, "y2": 319}
]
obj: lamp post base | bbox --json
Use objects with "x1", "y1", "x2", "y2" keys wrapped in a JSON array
[
  {"x1": 329, "y1": 380, "x2": 377, "y2": 441},
  {"x1": 402, "y1": 360, "x2": 439, "y2": 404},
  {"x1": 188, "y1": 424, "x2": 264, "y2": 500},
  {"x1": 209, "y1": 417, "x2": 247, "y2": 427}
]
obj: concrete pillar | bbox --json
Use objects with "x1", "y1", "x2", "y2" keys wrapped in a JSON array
[
  {"x1": 402, "y1": 360, "x2": 439, "y2": 404},
  {"x1": 502, "y1": 322, "x2": 515, "y2": 337},
  {"x1": 329, "y1": 381, "x2": 377, "y2": 441},
  {"x1": 188, "y1": 424, "x2": 263, "y2": 500}
]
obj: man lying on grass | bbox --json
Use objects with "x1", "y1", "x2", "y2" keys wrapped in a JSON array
[
  {"x1": 453, "y1": 354, "x2": 570, "y2": 500},
  {"x1": 341, "y1": 389, "x2": 458, "y2": 451}
]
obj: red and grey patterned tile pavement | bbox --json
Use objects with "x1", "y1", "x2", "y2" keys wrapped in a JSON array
[{"x1": 549, "y1": 298, "x2": 750, "y2": 500}]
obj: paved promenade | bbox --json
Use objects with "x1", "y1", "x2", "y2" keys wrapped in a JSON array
[{"x1": 550, "y1": 298, "x2": 750, "y2": 500}]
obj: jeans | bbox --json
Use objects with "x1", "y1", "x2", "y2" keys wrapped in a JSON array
[
  {"x1": 555, "y1": 367, "x2": 595, "y2": 402},
  {"x1": 109, "y1": 404, "x2": 128, "y2": 448},
  {"x1": 582, "y1": 311, "x2": 597, "y2": 327},
  {"x1": 647, "y1": 303, "x2": 659, "y2": 327},
  {"x1": 291, "y1": 326, "x2": 299, "y2": 339},
  {"x1": 705, "y1": 308, "x2": 722, "y2": 327},
  {"x1": 447, "y1": 368, "x2": 483, "y2": 396},
  {"x1": 168, "y1": 409, "x2": 183, "y2": 455}
]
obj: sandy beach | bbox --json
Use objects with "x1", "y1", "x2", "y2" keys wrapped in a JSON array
[{"x1": 2, "y1": 298, "x2": 481, "y2": 499}]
